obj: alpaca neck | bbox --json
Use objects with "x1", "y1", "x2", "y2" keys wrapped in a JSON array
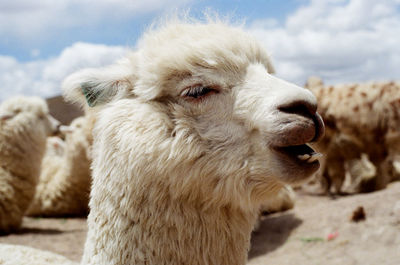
[{"x1": 82, "y1": 181, "x2": 258, "y2": 265}]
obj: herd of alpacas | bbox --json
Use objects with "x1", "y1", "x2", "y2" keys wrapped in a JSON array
[{"x1": 0, "y1": 19, "x2": 399, "y2": 265}]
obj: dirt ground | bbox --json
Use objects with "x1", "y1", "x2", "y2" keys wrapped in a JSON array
[{"x1": 1, "y1": 182, "x2": 399, "y2": 264}]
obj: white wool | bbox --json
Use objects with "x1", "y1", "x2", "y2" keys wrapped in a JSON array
[{"x1": 0, "y1": 96, "x2": 60, "y2": 233}]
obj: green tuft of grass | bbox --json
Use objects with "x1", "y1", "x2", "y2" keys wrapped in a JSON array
[{"x1": 299, "y1": 237, "x2": 324, "y2": 243}]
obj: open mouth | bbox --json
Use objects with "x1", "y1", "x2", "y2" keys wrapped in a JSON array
[{"x1": 274, "y1": 144, "x2": 322, "y2": 165}]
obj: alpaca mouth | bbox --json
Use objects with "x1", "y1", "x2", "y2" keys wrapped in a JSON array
[
  {"x1": 274, "y1": 144, "x2": 322, "y2": 166},
  {"x1": 271, "y1": 111, "x2": 324, "y2": 173}
]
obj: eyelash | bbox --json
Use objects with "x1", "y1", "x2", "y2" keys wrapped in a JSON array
[{"x1": 180, "y1": 85, "x2": 218, "y2": 100}]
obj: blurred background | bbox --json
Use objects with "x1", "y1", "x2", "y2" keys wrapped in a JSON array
[{"x1": 1, "y1": 0, "x2": 399, "y2": 102}]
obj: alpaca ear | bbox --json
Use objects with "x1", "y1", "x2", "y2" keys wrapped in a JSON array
[{"x1": 62, "y1": 56, "x2": 136, "y2": 108}]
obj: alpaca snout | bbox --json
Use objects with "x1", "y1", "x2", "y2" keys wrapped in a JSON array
[{"x1": 274, "y1": 99, "x2": 325, "y2": 147}]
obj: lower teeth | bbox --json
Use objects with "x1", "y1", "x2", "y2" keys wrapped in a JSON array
[
  {"x1": 298, "y1": 154, "x2": 311, "y2": 160},
  {"x1": 297, "y1": 152, "x2": 323, "y2": 163}
]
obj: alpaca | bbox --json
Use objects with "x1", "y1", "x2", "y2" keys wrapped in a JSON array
[
  {"x1": 32, "y1": 136, "x2": 66, "y2": 201},
  {"x1": 0, "y1": 20, "x2": 324, "y2": 265},
  {"x1": 310, "y1": 127, "x2": 375, "y2": 194},
  {"x1": 0, "y1": 96, "x2": 60, "y2": 234},
  {"x1": 27, "y1": 115, "x2": 93, "y2": 217},
  {"x1": 306, "y1": 76, "x2": 400, "y2": 193}
]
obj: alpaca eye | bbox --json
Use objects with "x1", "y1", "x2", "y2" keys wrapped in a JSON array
[{"x1": 181, "y1": 85, "x2": 218, "y2": 99}]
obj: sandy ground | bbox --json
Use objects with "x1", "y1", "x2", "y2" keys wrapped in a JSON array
[
  {"x1": 1, "y1": 181, "x2": 399, "y2": 264},
  {"x1": 249, "y1": 181, "x2": 400, "y2": 265},
  {"x1": 0, "y1": 218, "x2": 86, "y2": 262}
]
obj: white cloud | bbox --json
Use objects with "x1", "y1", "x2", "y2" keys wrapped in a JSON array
[
  {"x1": 0, "y1": 42, "x2": 127, "y2": 102},
  {"x1": 0, "y1": 0, "x2": 192, "y2": 39},
  {"x1": 248, "y1": 0, "x2": 400, "y2": 86}
]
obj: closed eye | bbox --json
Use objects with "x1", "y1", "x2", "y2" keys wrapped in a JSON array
[{"x1": 180, "y1": 85, "x2": 219, "y2": 100}]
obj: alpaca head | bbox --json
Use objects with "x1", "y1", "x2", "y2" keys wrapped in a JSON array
[
  {"x1": 0, "y1": 96, "x2": 60, "y2": 141},
  {"x1": 63, "y1": 21, "x2": 324, "y2": 209},
  {"x1": 0, "y1": 96, "x2": 61, "y2": 176},
  {"x1": 60, "y1": 117, "x2": 86, "y2": 140}
]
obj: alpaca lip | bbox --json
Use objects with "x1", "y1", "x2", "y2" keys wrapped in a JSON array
[
  {"x1": 273, "y1": 144, "x2": 322, "y2": 166},
  {"x1": 270, "y1": 113, "x2": 325, "y2": 157}
]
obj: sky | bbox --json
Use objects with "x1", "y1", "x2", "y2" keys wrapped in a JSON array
[{"x1": 1, "y1": 0, "x2": 400, "y2": 101}]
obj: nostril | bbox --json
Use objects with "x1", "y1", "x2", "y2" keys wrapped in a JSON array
[{"x1": 278, "y1": 100, "x2": 317, "y2": 117}]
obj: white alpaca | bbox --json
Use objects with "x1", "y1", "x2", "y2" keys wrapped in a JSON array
[
  {"x1": 0, "y1": 96, "x2": 60, "y2": 234},
  {"x1": 27, "y1": 115, "x2": 93, "y2": 217},
  {"x1": 0, "y1": 20, "x2": 324, "y2": 265}
]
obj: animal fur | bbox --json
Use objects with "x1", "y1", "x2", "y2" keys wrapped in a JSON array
[
  {"x1": 27, "y1": 115, "x2": 93, "y2": 217},
  {"x1": 306, "y1": 76, "x2": 400, "y2": 193},
  {"x1": 68, "y1": 21, "x2": 324, "y2": 265},
  {"x1": 0, "y1": 97, "x2": 60, "y2": 233}
]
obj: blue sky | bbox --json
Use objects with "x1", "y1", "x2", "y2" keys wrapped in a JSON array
[
  {"x1": 1, "y1": 0, "x2": 304, "y2": 61},
  {"x1": 1, "y1": 0, "x2": 400, "y2": 101}
]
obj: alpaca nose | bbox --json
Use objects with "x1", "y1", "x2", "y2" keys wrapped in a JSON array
[
  {"x1": 278, "y1": 99, "x2": 317, "y2": 117},
  {"x1": 278, "y1": 99, "x2": 325, "y2": 142}
]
